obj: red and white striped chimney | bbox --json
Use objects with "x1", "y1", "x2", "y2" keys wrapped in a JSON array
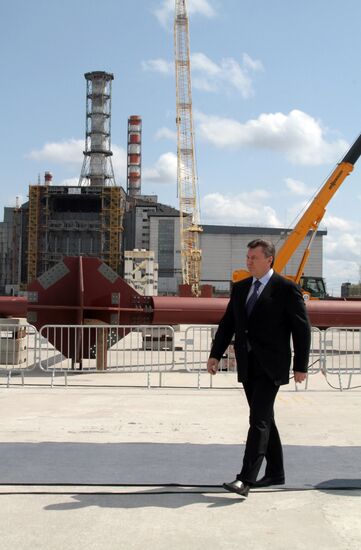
[
  {"x1": 127, "y1": 115, "x2": 142, "y2": 197},
  {"x1": 44, "y1": 171, "x2": 53, "y2": 186}
]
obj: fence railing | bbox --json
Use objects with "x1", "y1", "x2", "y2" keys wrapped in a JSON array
[
  {"x1": 38, "y1": 325, "x2": 175, "y2": 387},
  {"x1": 0, "y1": 323, "x2": 360, "y2": 390},
  {"x1": 323, "y1": 327, "x2": 361, "y2": 390},
  {"x1": 0, "y1": 322, "x2": 38, "y2": 385}
]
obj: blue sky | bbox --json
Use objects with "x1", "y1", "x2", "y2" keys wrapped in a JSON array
[{"x1": 1, "y1": 0, "x2": 361, "y2": 294}]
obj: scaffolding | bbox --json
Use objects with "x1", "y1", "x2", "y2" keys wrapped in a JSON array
[
  {"x1": 42, "y1": 185, "x2": 50, "y2": 272},
  {"x1": 27, "y1": 186, "x2": 41, "y2": 283},
  {"x1": 101, "y1": 187, "x2": 125, "y2": 272},
  {"x1": 11, "y1": 199, "x2": 22, "y2": 287},
  {"x1": 25, "y1": 185, "x2": 125, "y2": 284}
]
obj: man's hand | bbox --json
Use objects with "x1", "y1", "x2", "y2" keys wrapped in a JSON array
[
  {"x1": 294, "y1": 371, "x2": 307, "y2": 383},
  {"x1": 207, "y1": 357, "x2": 219, "y2": 375}
]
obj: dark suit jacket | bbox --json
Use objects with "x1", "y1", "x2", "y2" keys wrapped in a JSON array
[{"x1": 210, "y1": 272, "x2": 311, "y2": 385}]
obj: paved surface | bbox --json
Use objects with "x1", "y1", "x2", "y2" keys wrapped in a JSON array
[{"x1": 0, "y1": 369, "x2": 360, "y2": 549}]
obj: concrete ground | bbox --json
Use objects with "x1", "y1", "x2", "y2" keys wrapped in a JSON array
[{"x1": 0, "y1": 369, "x2": 360, "y2": 550}]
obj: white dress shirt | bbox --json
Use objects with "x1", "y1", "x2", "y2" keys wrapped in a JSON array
[{"x1": 246, "y1": 268, "x2": 274, "y2": 303}]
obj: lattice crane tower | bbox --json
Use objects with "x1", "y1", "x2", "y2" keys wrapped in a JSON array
[{"x1": 174, "y1": 0, "x2": 202, "y2": 296}]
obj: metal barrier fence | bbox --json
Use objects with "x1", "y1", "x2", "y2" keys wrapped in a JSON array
[
  {"x1": 323, "y1": 327, "x2": 361, "y2": 390},
  {"x1": 38, "y1": 324, "x2": 175, "y2": 386},
  {"x1": 184, "y1": 326, "x2": 236, "y2": 373},
  {"x1": 184, "y1": 326, "x2": 324, "y2": 389},
  {"x1": 0, "y1": 322, "x2": 360, "y2": 390},
  {"x1": 0, "y1": 321, "x2": 38, "y2": 386},
  {"x1": 184, "y1": 325, "x2": 236, "y2": 388}
]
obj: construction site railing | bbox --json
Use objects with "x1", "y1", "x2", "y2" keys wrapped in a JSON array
[
  {"x1": 0, "y1": 323, "x2": 360, "y2": 390},
  {"x1": 0, "y1": 321, "x2": 38, "y2": 386},
  {"x1": 322, "y1": 327, "x2": 361, "y2": 390},
  {"x1": 38, "y1": 324, "x2": 175, "y2": 387},
  {"x1": 183, "y1": 325, "x2": 324, "y2": 389}
]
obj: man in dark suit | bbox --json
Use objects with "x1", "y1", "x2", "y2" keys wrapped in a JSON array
[{"x1": 207, "y1": 238, "x2": 311, "y2": 498}]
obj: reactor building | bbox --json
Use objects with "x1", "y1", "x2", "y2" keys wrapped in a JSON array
[{"x1": 0, "y1": 71, "x2": 326, "y2": 297}]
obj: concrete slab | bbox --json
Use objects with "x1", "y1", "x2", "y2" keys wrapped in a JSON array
[{"x1": 0, "y1": 378, "x2": 360, "y2": 549}]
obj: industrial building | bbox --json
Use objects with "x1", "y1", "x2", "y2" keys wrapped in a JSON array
[
  {"x1": 341, "y1": 281, "x2": 361, "y2": 298},
  {"x1": 0, "y1": 193, "x2": 326, "y2": 296},
  {"x1": 0, "y1": 205, "x2": 22, "y2": 294},
  {"x1": 0, "y1": 70, "x2": 327, "y2": 297},
  {"x1": 147, "y1": 215, "x2": 326, "y2": 294}
]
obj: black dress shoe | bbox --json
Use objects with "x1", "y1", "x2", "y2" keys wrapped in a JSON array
[
  {"x1": 252, "y1": 475, "x2": 285, "y2": 488},
  {"x1": 223, "y1": 479, "x2": 250, "y2": 497}
]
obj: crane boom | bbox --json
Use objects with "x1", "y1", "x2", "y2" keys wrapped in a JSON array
[
  {"x1": 174, "y1": 0, "x2": 202, "y2": 296},
  {"x1": 274, "y1": 134, "x2": 361, "y2": 273},
  {"x1": 233, "y1": 133, "x2": 361, "y2": 286}
]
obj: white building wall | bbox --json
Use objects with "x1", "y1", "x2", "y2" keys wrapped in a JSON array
[
  {"x1": 149, "y1": 218, "x2": 325, "y2": 295},
  {"x1": 200, "y1": 230, "x2": 324, "y2": 291}
]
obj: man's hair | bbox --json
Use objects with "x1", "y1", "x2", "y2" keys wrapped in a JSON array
[{"x1": 247, "y1": 238, "x2": 275, "y2": 267}]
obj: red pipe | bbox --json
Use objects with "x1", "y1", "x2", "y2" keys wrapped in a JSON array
[
  {"x1": 0, "y1": 297, "x2": 27, "y2": 318},
  {"x1": 306, "y1": 299, "x2": 361, "y2": 328},
  {"x1": 1, "y1": 294, "x2": 361, "y2": 328},
  {"x1": 152, "y1": 296, "x2": 228, "y2": 325},
  {"x1": 152, "y1": 296, "x2": 361, "y2": 328},
  {"x1": 0, "y1": 270, "x2": 361, "y2": 328}
]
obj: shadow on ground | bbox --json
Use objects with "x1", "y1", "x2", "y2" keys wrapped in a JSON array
[{"x1": 0, "y1": 442, "x2": 360, "y2": 489}]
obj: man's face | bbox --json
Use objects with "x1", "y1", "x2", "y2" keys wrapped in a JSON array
[{"x1": 246, "y1": 246, "x2": 273, "y2": 279}]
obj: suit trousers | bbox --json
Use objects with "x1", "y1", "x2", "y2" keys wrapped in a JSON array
[{"x1": 237, "y1": 352, "x2": 284, "y2": 485}]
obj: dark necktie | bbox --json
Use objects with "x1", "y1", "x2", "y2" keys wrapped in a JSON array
[{"x1": 246, "y1": 280, "x2": 261, "y2": 317}]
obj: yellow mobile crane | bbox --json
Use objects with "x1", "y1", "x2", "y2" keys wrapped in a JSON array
[
  {"x1": 233, "y1": 133, "x2": 361, "y2": 298},
  {"x1": 174, "y1": 0, "x2": 203, "y2": 297}
]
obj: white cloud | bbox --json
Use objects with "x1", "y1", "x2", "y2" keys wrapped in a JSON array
[
  {"x1": 324, "y1": 229, "x2": 361, "y2": 262},
  {"x1": 192, "y1": 53, "x2": 261, "y2": 98},
  {"x1": 221, "y1": 57, "x2": 255, "y2": 98},
  {"x1": 155, "y1": 127, "x2": 177, "y2": 141},
  {"x1": 196, "y1": 109, "x2": 349, "y2": 165},
  {"x1": 27, "y1": 139, "x2": 128, "y2": 186},
  {"x1": 322, "y1": 218, "x2": 361, "y2": 292},
  {"x1": 191, "y1": 52, "x2": 220, "y2": 75},
  {"x1": 141, "y1": 58, "x2": 173, "y2": 75},
  {"x1": 323, "y1": 215, "x2": 353, "y2": 232},
  {"x1": 154, "y1": 0, "x2": 216, "y2": 28},
  {"x1": 27, "y1": 139, "x2": 84, "y2": 165},
  {"x1": 242, "y1": 53, "x2": 264, "y2": 72},
  {"x1": 143, "y1": 152, "x2": 177, "y2": 184},
  {"x1": 324, "y1": 259, "x2": 360, "y2": 294},
  {"x1": 142, "y1": 51, "x2": 263, "y2": 98},
  {"x1": 201, "y1": 191, "x2": 281, "y2": 226},
  {"x1": 285, "y1": 177, "x2": 315, "y2": 196}
]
